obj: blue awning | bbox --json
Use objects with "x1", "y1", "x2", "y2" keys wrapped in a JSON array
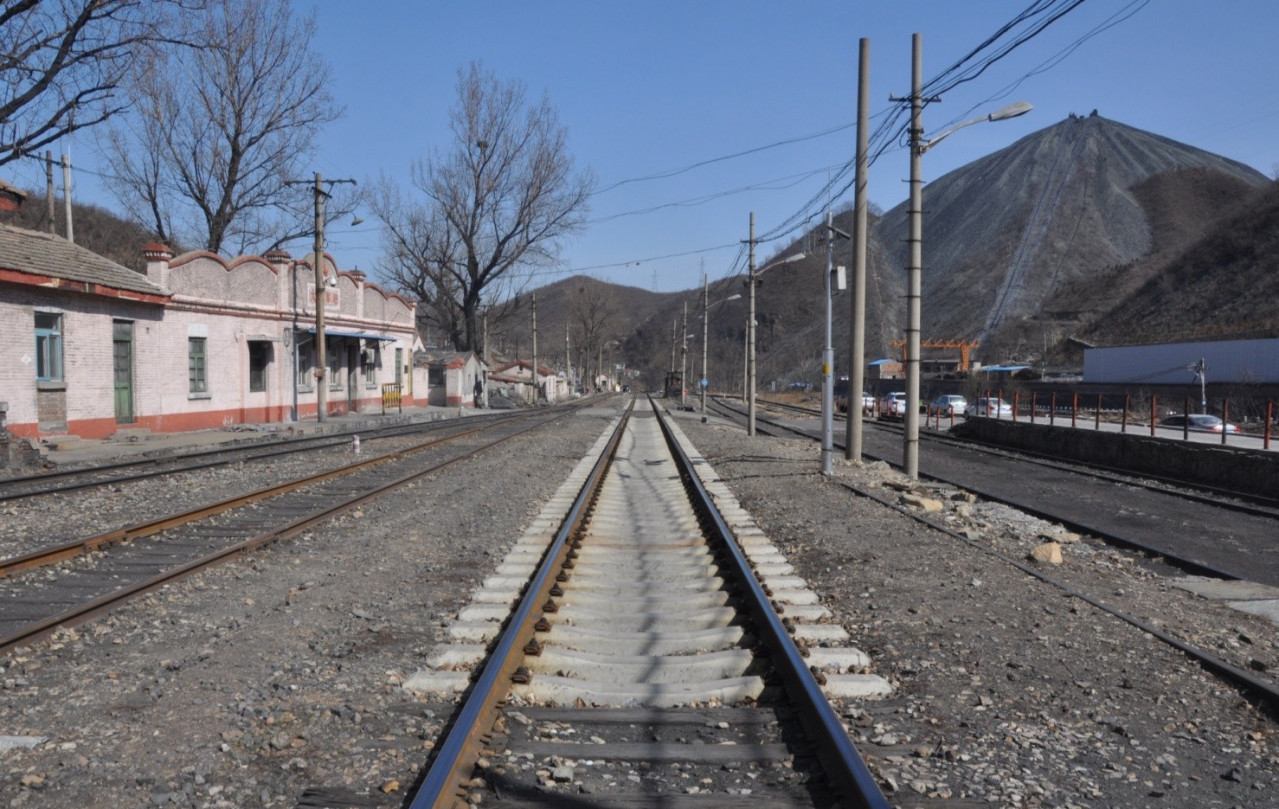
[{"x1": 298, "y1": 328, "x2": 396, "y2": 341}]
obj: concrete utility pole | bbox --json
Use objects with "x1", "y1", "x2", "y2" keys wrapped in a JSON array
[
  {"x1": 747, "y1": 213, "x2": 758, "y2": 436},
  {"x1": 904, "y1": 33, "x2": 924, "y2": 479},
  {"x1": 531, "y1": 292, "x2": 538, "y2": 401},
  {"x1": 700, "y1": 275, "x2": 709, "y2": 413},
  {"x1": 45, "y1": 152, "x2": 55, "y2": 234},
  {"x1": 846, "y1": 37, "x2": 871, "y2": 462},
  {"x1": 61, "y1": 154, "x2": 73, "y2": 244},
  {"x1": 822, "y1": 210, "x2": 836, "y2": 476},
  {"x1": 670, "y1": 317, "x2": 678, "y2": 375},
  {"x1": 680, "y1": 300, "x2": 688, "y2": 408}
]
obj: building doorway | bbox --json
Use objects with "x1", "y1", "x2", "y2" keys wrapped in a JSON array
[{"x1": 113, "y1": 320, "x2": 134, "y2": 424}]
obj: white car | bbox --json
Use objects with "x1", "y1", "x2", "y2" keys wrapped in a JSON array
[
  {"x1": 927, "y1": 394, "x2": 968, "y2": 417},
  {"x1": 967, "y1": 397, "x2": 1013, "y2": 418},
  {"x1": 879, "y1": 391, "x2": 908, "y2": 417}
]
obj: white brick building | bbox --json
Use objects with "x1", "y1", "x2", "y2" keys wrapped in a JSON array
[{"x1": 1, "y1": 220, "x2": 417, "y2": 441}]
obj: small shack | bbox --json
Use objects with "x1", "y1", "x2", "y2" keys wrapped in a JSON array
[{"x1": 415, "y1": 350, "x2": 486, "y2": 407}]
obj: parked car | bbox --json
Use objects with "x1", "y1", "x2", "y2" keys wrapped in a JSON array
[
  {"x1": 879, "y1": 391, "x2": 909, "y2": 417},
  {"x1": 834, "y1": 378, "x2": 875, "y2": 413},
  {"x1": 966, "y1": 397, "x2": 1013, "y2": 418},
  {"x1": 1159, "y1": 413, "x2": 1241, "y2": 433},
  {"x1": 927, "y1": 394, "x2": 969, "y2": 418}
]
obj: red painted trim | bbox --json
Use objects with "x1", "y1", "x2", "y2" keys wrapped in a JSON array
[
  {"x1": 0, "y1": 267, "x2": 169, "y2": 304},
  {"x1": 168, "y1": 251, "x2": 282, "y2": 274},
  {"x1": 6, "y1": 394, "x2": 410, "y2": 442}
]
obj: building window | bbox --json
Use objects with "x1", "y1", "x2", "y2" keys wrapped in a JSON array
[
  {"x1": 189, "y1": 336, "x2": 208, "y2": 393},
  {"x1": 35, "y1": 312, "x2": 64, "y2": 382},
  {"x1": 327, "y1": 339, "x2": 342, "y2": 390},
  {"x1": 296, "y1": 337, "x2": 314, "y2": 390},
  {"x1": 249, "y1": 342, "x2": 270, "y2": 393},
  {"x1": 363, "y1": 346, "x2": 379, "y2": 388}
]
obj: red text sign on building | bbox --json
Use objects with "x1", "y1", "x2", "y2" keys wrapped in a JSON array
[{"x1": 307, "y1": 284, "x2": 340, "y2": 310}]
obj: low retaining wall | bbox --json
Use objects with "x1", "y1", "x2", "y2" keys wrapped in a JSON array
[{"x1": 951, "y1": 418, "x2": 1278, "y2": 500}]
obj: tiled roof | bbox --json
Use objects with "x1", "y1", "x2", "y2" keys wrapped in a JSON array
[{"x1": 0, "y1": 223, "x2": 166, "y2": 297}]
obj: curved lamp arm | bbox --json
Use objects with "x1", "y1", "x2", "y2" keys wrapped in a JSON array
[{"x1": 919, "y1": 100, "x2": 1032, "y2": 155}]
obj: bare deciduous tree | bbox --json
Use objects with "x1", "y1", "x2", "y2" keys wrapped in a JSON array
[
  {"x1": 375, "y1": 61, "x2": 594, "y2": 353},
  {"x1": 102, "y1": 0, "x2": 344, "y2": 254},
  {"x1": 0, "y1": 0, "x2": 185, "y2": 167},
  {"x1": 571, "y1": 279, "x2": 619, "y2": 386}
]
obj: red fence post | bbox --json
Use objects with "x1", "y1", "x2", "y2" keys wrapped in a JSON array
[
  {"x1": 1095, "y1": 393, "x2": 1102, "y2": 430},
  {"x1": 1266, "y1": 402, "x2": 1273, "y2": 450},
  {"x1": 1222, "y1": 399, "x2": 1230, "y2": 445},
  {"x1": 1183, "y1": 396, "x2": 1190, "y2": 441},
  {"x1": 1013, "y1": 391, "x2": 1020, "y2": 422},
  {"x1": 1050, "y1": 392, "x2": 1056, "y2": 426},
  {"x1": 1071, "y1": 393, "x2": 1078, "y2": 429},
  {"x1": 1150, "y1": 394, "x2": 1157, "y2": 436}
]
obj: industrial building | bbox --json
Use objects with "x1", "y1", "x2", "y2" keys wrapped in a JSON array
[{"x1": 1083, "y1": 338, "x2": 1279, "y2": 385}]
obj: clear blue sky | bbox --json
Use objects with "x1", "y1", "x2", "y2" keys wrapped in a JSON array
[{"x1": 19, "y1": 1, "x2": 1279, "y2": 294}]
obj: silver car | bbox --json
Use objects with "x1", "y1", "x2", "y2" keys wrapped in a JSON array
[{"x1": 927, "y1": 394, "x2": 968, "y2": 417}]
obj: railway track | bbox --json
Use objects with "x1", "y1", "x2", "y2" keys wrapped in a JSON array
[
  {"x1": 0, "y1": 405, "x2": 582, "y2": 655},
  {"x1": 405, "y1": 397, "x2": 890, "y2": 808},
  {"x1": 0, "y1": 410, "x2": 521, "y2": 502},
  {"x1": 708, "y1": 395, "x2": 1279, "y2": 714},
  {"x1": 722, "y1": 396, "x2": 1279, "y2": 582}
]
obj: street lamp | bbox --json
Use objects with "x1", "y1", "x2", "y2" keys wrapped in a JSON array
[
  {"x1": 747, "y1": 247, "x2": 806, "y2": 436},
  {"x1": 821, "y1": 211, "x2": 850, "y2": 475},
  {"x1": 901, "y1": 32, "x2": 1031, "y2": 478}
]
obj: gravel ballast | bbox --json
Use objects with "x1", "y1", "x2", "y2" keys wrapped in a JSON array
[{"x1": 2, "y1": 399, "x2": 1276, "y2": 808}]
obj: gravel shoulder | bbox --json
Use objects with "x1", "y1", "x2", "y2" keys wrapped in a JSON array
[
  {"x1": 1, "y1": 403, "x2": 624, "y2": 808},
  {"x1": 675, "y1": 410, "x2": 1278, "y2": 808}
]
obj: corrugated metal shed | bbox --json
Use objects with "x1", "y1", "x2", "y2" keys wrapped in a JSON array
[{"x1": 1083, "y1": 338, "x2": 1279, "y2": 384}]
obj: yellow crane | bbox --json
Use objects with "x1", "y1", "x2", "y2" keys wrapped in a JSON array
[{"x1": 890, "y1": 339, "x2": 981, "y2": 373}]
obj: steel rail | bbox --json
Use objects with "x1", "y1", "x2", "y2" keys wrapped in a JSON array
[
  {"x1": 745, "y1": 396, "x2": 1279, "y2": 513},
  {"x1": 711, "y1": 398, "x2": 1248, "y2": 580},
  {"x1": 830, "y1": 474, "x2": 1279, "y2": 717},
  {"x1": 0, "y1": 418, "x2": 516, "y2": 579},
  {"x1": 409, "y1": 398, "x2": 636, "y2": 809},
  {"x1": 720, "y1": 394, "x2": 1279, "y2": 525},
  {"x1": 709, "y1": 397, "x2": 1279, "y2": 716},
  {"x1": 651, "y1": 398, "x2": 890, "y2": 809},
  {"x1": 0, "y1": 412, "x2": 521, "y2": 502},
  {"x1": 0, "y1": 406, "x2": 583, "y2": 655}
]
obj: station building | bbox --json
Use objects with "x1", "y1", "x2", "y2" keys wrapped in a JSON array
[{"x1": 1, "y1": 216, "x2": 418, "y2": 441}]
